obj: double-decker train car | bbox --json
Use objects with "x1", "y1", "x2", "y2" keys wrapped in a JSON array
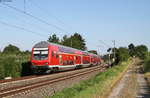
[{"x1": 31, "y1": 41, "x2": 102, "y2": 73}]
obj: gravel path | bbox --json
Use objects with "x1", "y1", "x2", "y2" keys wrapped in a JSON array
[{"x1": 108, "y1": 59, "x2": 150, "y2": 98}]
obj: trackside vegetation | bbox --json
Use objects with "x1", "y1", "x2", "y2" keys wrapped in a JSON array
[
  {"x1": 143, "y1": 52, "x2": 150, "y2": 85},
  {"x1": 143, "y1": 52, "x2": 150, "y2": 72},
  {"x1": 49, "y1": 59, "x2": 132, "y2": 98},
  {"x1": 0, "y1": 45, "x2": 32, "y2": 80}
]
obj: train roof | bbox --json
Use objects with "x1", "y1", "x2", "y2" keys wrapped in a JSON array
[
  {"x1": 34, "y1": 41, "x2": 82, "y2": 53},
  {"x1": 33, "y1": 41, "x2": 99, "y2": 56}
]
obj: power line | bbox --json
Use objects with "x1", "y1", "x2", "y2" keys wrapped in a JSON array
[
  {"x1": 28, "y1": 0, "x2": 73, "y2": 30},
  {"x1": 1, "y1": 3, "x2": 54, "y2": 34},
  {"x1": 99, "y1": 40, "x2": 112, "y2": 48},
  {"x1": 0, "y1": 20, "x2": 47, "y2": 37},
  {"x1": 0, "y1": 5, "x2": 53, "y2": 34},
  {"x1": 1, "y1": 3, "x2": 68, "y2": 33}
]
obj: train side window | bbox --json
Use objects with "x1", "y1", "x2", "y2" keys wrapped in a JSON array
[
  {"x1": 59, "y1": 55, "x2": 63, "y2": 64},
  {"x1": 76, "y1": 56, "x2": 78, "y2": 60},
  {"x1": 56, "y1": 52, "x2": 59, "y2": 58},
  {"x1": 74, "y1": 56, "x2": 76, "y2": 60}
]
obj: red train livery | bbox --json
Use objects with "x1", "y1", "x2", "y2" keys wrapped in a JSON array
[{"x1": 31, "y1": 41, "x2": 102, "y2": 73}]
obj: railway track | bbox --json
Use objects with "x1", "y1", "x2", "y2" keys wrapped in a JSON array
[{"x1": 0, "y1": 65, "x2": 105, "y2": 98}]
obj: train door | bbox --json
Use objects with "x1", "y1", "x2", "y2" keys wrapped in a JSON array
[
  {"x1": 50, "y1": 51, "x2": 59, "y2": 65},
  {"x1": 75, "y1": 56, "x2": 81, "y2": 65}
]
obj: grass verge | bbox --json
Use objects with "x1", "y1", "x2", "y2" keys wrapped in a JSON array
[
  {"x1": 144, "y1": 55, "x2": 150, "y2": 86},
  {"x1": 48, "y1": 59, "x2": 132, "y2": 98}
]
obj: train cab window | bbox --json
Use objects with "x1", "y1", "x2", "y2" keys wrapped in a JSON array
[{"x1": 33, "y1": 49, "x2": 48, "y2": 60}]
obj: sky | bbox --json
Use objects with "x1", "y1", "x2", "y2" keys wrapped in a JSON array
[{"x1": 0, "y1": 0, "x2": 150, "y2": 54}]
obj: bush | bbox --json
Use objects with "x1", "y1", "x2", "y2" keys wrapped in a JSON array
[
  {"x1": 144, "y1": 53, "x2": 150, "y2": 72},
  {"x1": 0, "y1": 62, "x2": 5, "y2": 79},
  {"x1": 0, "y1": 53, "x2": 31, "y2": 80},
  {"x1": 21, "y1": 62, "x2": 32, "y2": 76}
]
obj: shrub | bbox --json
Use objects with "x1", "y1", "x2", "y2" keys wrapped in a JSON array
[{"x1": 0, "y1": 53, "x2": 31, "y2": 79}]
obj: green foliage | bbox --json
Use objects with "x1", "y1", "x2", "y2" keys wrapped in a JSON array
[
  {"x1": 3, "y1": 44, "x2": 20, "y2": 54},
  {"x1": 0, "y1": 53, "x2": 31, "y2": 79},
  {"x1": 0, "y1": 60, "x2": 5, "y2": 79},
  {"x1": 61, "y1": 35, "x2": 69, "y2": 46},
  {"x1": 21, "y1": 61, "x2": 32, "y2": 76},
  {"x1": 116, "y1": 47, "x2": 130, "y2": 62},
  {"x1": 135, "y1": 45, "x2": 148, "y2": 59},
  {"x1": 128, "y1": 43, "x2": 136, "y2": 57},
  {"x1": 71, "y1": 33, "x2": 87, "y2": 50},
  {"x1": 61, "y1": 33, "x2": 87, "y2": 50},
  {"x1": 50, "y1": 60, "x2": 130, "y2": 98},
  {"x1": 48, "y1": 34, "x2": 60, "y2": 44},
  {"x1": 48, "y1": 33, "x2": 87, "y2": 51},
  {"x1": 88, "y1": 50, "x2": 98, "y2": 55},
  {"x1": 128, "y1": 43, "x2": 148, "y2": 60},
  {"x1": 143, "y1": 52, "x2": 150, "y2": 72}
]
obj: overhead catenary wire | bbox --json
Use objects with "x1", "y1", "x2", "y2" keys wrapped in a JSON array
[
  {"x1": 1, "y1": 3, "x2": 68, "y2": 33},
  {"x1": 99, "y1": 40, "x2": 112, "y2": 48},
  {"x1": 0, "y1": 20, "x2": 47, "y2": 37},
  {"x1": 28, "y1": 0, "x2": 73, "y2": 30},
  {"x1": 0, "y1": 5, "x2": 53, "y2": 34}
]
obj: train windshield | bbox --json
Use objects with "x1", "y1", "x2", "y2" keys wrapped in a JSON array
[{"x1": 33, "y1": 48, "x2": 48, "y2": 60}]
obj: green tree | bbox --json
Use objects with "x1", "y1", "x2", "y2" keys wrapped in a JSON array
[
  {"x1": 135, "y1": 45, "x2": 148, "y2": 59},
  {"x1": 128, "y1": 43, "x2": 136, "y2": 57},
  {"x1": 61, "y1": 35, "x2": 71, "y2": 46},
  {"x1": 3, "y1": 44, "x2": 20, "y2": 54},
  {"x1": 48, "y1": 34, "x2": 60, "y2": 44},
  {"x1": 61, "y1": 33, "x2": 87, "y2": 50},
  {"x1": 73, "y1": 33, "x2": 87, "y2": 50},
  {"x1": 0, "y1": 61, "x2": 5, "y2": 79},
  {"x1": 117, "y1": 47, "x2": 130, "y2": 61}
]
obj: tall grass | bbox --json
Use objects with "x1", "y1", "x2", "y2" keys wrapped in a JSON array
[
  {"x1": 49, "y1": 59, "x2": 131, "y2": 98},
  {"x1": 0, "y1": 53, "x2": 31, "y2": 80},
  {"x1": 143, "y1": 52, "x2": 150, "y2": 72}
]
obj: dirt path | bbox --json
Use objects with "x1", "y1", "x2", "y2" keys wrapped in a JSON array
[{"x1": 108, "y1": 59, "x2": 150, "y2": 98}]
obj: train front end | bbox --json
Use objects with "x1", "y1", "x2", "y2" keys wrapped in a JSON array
[{"x1": 31, "y1": 42, "x2": 50, "y2": 74}]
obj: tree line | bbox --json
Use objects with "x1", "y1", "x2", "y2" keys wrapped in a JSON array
[
  {"x1": 48, "y1": 33, "x2": 87, "y2": 51},
  {"x1": 103, "y1": 43, "x2": 148, "y2": 65},
  {"x1": 0, "y1": 32, "x2": 149, "y2": 79}
]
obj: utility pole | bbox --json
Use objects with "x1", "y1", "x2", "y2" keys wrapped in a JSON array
[
  {"x1": 112, "y1": 40, "x2": 116, "y2": 62},
  {"x1": 99, "y1": 40, "x2": 112, "y2": 65}
]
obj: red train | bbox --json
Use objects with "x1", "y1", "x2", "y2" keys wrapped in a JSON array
[{"x1": 31, "y1": 41, "x2": 102, "y2": 73}]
